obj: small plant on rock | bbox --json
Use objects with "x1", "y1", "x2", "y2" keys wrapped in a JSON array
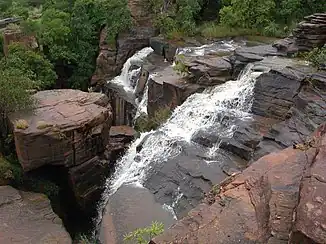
[
  {"x1": 15, "y1": 119, "x2": 29, "y2": 130},
  {"x1": 123, "y1": 221, "x2": 164, "y2": 244},
  {"x1": 36, "y1": 120, "x2": 53, "y2": 129},
  {"x1": 173, "y1": 54, "x2": 190, "y2": 76}
]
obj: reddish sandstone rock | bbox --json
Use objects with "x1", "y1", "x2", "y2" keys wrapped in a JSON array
[
  {"x1": 0, "y1": 185, "x2": 71, "y2": 243},
  {"x1": 9, "y1": 89, "x2": 112, "y2": 171},
  {"x1": 152, "y1": 125, "x2": 326, "y2": 244}
]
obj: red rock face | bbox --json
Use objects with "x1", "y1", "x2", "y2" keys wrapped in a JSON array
[
  {"x1": 152, "y1": 124, "x2": 326, "y2": 244},
  {"x1": 9, "y1": 89, "x2": 112, "y2": 172}
]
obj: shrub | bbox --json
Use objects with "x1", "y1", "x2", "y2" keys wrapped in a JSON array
[
  {"x1": 0, "y1": 157, "x2": 14, "y2": 185},
  {"x1": 15, "y1": 119, "x2": 30, "y2": 130},
  {"x1": 135, "y1": 107, "x2": 172, "y2": 132},
  {"x1": 219, "y1": 0, "x2": 276, "y2": 29},
  {"x1": 173, "y1": 54, "x2": 190, "y2": 76},
  {"x1": 36, "y1": 121, "x2": 53, "y2": 129},
  {"x1": 305, "y1": 46, "x2": 326, "y2": 69},
  {"x1": 124, "y1": 221, "x2": 164, "y2": 244}
]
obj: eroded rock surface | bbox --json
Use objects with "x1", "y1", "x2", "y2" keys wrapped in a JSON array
[
  {"x1": 9, "y1": 89, "x2": 112, "y2": 209},
  {"x1": 0, "y1": 185, "x2": 71, "y2": 243},
  {"x1": 152, "y1": 124, "x2": 326, "y2": 244}
]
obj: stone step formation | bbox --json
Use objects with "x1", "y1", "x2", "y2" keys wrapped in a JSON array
[{"x1": 274, "y1": 12, "x2": 326, "y2": 53}]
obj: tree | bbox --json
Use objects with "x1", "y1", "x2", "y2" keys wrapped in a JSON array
[
  {"x1": 0, "y1": 68, "x2": 35, "y2": 117},
  {"x1": 1, "y1": 43, "x2": 57, "y2": 89}
]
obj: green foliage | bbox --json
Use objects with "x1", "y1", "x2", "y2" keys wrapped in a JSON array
[
  {"x1": 200, "y1": 22, "x2": 258, "y2": 38},
  {"x1": 0, "y1": 68, "x2": 35, "y2": 116},
  {"x1": 135, "y1": 107, "x2": 172, "y2": 132},
  {"x1": 0, "y1": 157, "x2": 14, "y2": 185},
  {"x1": 75, "y1": 234, "x2": 99, "y2": 244},
  {"x1": 124, "y1": 221, "x2": 164, "y2": 244},
  {"x1": 305, "y1": 46, "x2": 326, "y2": 69},
  {"x1": 173, "y1": 54, "x2": 189, "y2": 76},
  {"x1": 148, "y1": 0, "x2": 204, "y2": 36},
  {"x1": 2, "y1": 44, "x2": 57, "y2": 89},
  {"x1": 219, "y1": 0, "x2": 326, "y2": 33},
  {"x1": 219, "y1": 0, "x2": 276, "y2": 29}
]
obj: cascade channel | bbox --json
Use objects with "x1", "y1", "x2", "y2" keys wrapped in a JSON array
[{"x1": 99, "y1": 40, "x2": 261, "y2": 243}]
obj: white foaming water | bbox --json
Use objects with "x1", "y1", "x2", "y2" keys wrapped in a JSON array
[
  {"x1": 108, "y1": 47, "x2": 153, "y2": 92},
  {"x1": 107, "y1": 63, "x2": 262, "y2": 194},
  {"x1": 176, "y1": 40, "x2": 245, "y2": 57}
]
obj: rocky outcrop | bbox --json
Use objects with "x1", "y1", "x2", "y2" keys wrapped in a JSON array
[
  {"x1": 104, "y1": 83, "x2": 136, "y2": 126},
  {"x1": 91, "y1": 26, "x2": 154, "y2": 87},
  {"x1": 152, "y1": 124, "x2": 326, "y2": 244},
  {"x1": 2, "y1": 29, "x2": 38, "y2": 56},
  {"x1": 91, "y1": 0, "x2": 155, "y2": 87},
  {"x1": 274, "y1": 13, "x2": 326, "y2": 54},
  {"x1": 9, "y1": 89, "x2": 112, "y2": 171},
  {"x1": 0, "y1": 185, "x2": 71, "y2": 243},
  {"x1": 147, "y1": 66, "x2": 205, "y2": 117},
  {"x1": 9, "y1": 89, "x2": 112, "y2": 209},
  {"x1": 105, "y1": 126, "x2": 136, "y2": 162}
]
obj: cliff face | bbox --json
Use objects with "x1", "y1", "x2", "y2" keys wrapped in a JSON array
[
  {"x1": 152, "y1": 123, "x2": 326, "y2": 244},
  {"x1": 91, "y1": 0, "x2": 155, "y2": 88}
]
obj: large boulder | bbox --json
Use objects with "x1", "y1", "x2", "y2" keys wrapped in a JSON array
[
  {"x1": 147, "y1": 66, "x2": 204, "y2": 117},
  {"x1": 9, "y1": 89, "x2": 112, "y2": 210},
  {"x1": 9, "y1": 89, "x2": 112, "y2": 171},
  {"x1": 152, "y1": 124, "x2": 326, "y2": 244},
  {"x1": 0, "y1": 185, "x2": 71, "y2": 243}
]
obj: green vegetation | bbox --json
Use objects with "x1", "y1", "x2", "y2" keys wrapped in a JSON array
[
  {"x1": 305, "y1": 45, "x2": 326, "y2": 69},
  {"x1": 0, "y1": 154, "x2": 60, "y2": 198},
  {"x1": 124, "y1": 221, "x2": 164, "y2": 244},
  {"x1": 0, "y1": 0, "x2": 132, "y2": 90},
  {"x1": 173, "y1": 54, "x2": 190, "y2": 76},
  {"x1": 135, "y1": 107, "x2": 172, "y2": 133},
  {"x1": 145, "y1": 0, "x2": 326, "y2": 40},
  {"x1": 0, "y1": 156, "x2": 14, "y2": 185}
]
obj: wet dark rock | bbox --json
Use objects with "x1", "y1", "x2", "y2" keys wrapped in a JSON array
[
  {"x1": 150, "y1": 36, "x2": 178, "y2": 62},
  {"x1": 106, "y1": 126, "x2": 136, "y2": 162},
  {"x1": 232, "y1": 45, "x2": 285, "y2": 75},
  {"x1": 147, "y1": 66, "x2": 204, "y2": 117},
  {"x1": 68, "y1": 156, "x2": 109, "y2": 210},
  {"x1": 100, "y1": 184, "x2": 175, "y2": 244},
  {"x1": 185, "y1": 56, "x2": 233, "y2": 85},
  {"x1": 152, "y1": 124, "x2": 326, "y2": 244},
  {"x1": 104, "y1": 83, "x2": 136, "y2": 126}
]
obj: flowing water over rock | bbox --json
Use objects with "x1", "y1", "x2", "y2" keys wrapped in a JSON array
[
  {"x1": 99, "y1": 61, "x2": 264, "y2": 242},
  {"x1": 110, "y1": 64, "x2": 261, "y2": 192}
]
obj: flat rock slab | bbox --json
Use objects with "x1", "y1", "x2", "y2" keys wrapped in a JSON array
[
  {"x1": 9, "y1": 89, "x2": 112, "y2": 171},
  {"x1": 100, "y1": 184, "x2": 175, "y2": 244},
  {"x1": 0, "y1": 185, "x2": 71, "y2": 243}
]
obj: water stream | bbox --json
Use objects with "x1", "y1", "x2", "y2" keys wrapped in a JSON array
[
  {"x1": 107, "y1": 63, "x2": 261, "y2": 194},
  {"x1": 98, "y1": 40, "x2": 262, "y2": 241}
]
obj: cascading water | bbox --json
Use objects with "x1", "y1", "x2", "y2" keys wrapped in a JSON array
[
  {"x1": 106, "y1": 63, "x2": 262, "y2": 196},
  {"x1": 108, "y1": 47, "x2": 154, "y2": 93}
]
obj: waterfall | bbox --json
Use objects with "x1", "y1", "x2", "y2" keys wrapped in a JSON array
[
  {"x1": 108, "y1": 47, "x2": 154, "y2": 93},
  {"x1": 106, "y1": 63, "x2": 262, "y2": 195}
]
